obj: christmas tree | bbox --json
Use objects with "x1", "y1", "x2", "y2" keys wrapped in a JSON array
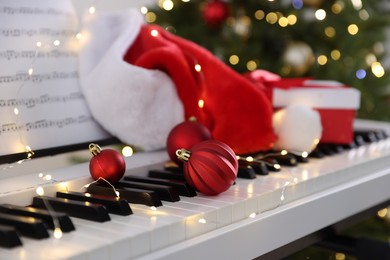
[{"x1": 144, "y1": 0, "x2": 390, "y2": 120}]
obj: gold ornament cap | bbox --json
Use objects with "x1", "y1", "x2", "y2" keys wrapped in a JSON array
[
  {"x1": 89, "y1": 143, "x2": 102, "y2": 156},
  {"x1": 176, "y1": 148, "x2": 191, "y2": 162}
]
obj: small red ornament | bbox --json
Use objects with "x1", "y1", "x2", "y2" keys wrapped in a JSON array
[
  {"x1": 202, "y1": 0, "x2": 230, "y2": 28},
  {"x1": 88, "y1": 143, "x2": 126, "y2": 184},
  {"x1": 166, "y1": 117, "x2": 212, "y2": 165},
  {"x1": 176, "y1": 140, "x2": 238, "y2": 195}
]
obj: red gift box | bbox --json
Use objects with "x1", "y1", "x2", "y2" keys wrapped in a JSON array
[{"x1": 263, "y1": 77, "x2": 361, "y2": 144}]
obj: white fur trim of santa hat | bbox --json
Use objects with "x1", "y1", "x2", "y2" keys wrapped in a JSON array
[{"x1": 78, "y1": 9, "x2": 184, "y2": 150}]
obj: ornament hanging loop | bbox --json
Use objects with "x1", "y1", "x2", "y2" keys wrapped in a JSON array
[
  {"x1": 89, "y1": 143, "x2": 102, "y2": 156},
  {"x1": 176, "y1": 148, "x2": 191, "y2": 162}
]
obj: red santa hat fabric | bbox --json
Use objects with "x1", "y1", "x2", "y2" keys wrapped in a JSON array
[{"x1": 79, "y1": 9, "x2": 276, "y2": 154}]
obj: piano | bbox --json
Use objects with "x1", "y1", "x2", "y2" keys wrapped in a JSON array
[{"x1": 0, "y1": 119, "x2": 390, "y2": 260}]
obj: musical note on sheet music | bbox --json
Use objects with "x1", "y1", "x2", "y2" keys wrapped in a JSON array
[
  {"x1": 1, "y1": 115, "x2": 93, "y2": 134},
  {"x1": 0, "y1": 0, "x2": 110, "y2": 156},
  {"x1": 0, "y1": 50, "x2": 78, "y2": 60}
]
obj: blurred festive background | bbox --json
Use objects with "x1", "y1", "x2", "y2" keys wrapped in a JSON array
[
  {"x1": 142, "y1": 0, "x2": 390, "y2": 121},
  {"x1": 140, "y1": 0, "x2": 390, "y2": 259}
]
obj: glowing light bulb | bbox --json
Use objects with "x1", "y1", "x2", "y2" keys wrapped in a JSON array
[
  {"x1": 36, "y1": 186, "x2": 45, "y2": 196},
  {"x1": 53, "y1": 40, "x2": 60, "y2": 46},
  {"x1": 13, "y1": 108, "x2": 19, "y2": 115},
  {"x1": 162, "y1": 0, "x2": 174, "y2": 11},
  {"x1": 88, "y1": 6, "x2": 96, "y2": 14},
  {"x1": 150, "y1": 29, "x2": 159, "y2": 37},
  {"x1": 281, "y1": 150, "x2": 288, "y2": 156},
  {"x1": 140, "y1": 6, "x2": 148, "y2": 14},
  {"x1": 198, "y1": 218, "x2": 207, "y2": 224},
  {"x1": 377, "y1": 208, "x2": 388, "y2": 218},
  {"x1": 315, "y1": 9, "x2": 326, "y2": 20},
  {"x1": 121, "y1": 146, "x2": 134, "y2": 157},
  {"x1": 198, "y1": 99, "x2": 205, "y2": 108},
  {"x1": 36, "y1": 41, "x2": 42, "y2": 47},
  {"x1": 249, "y1": 213, "x2": 256, "y2": 218},
  {"x1": 28, "y1": 68, "x2": 33, "y2": 75},
  {"x1": 301, "y1": 151, "x2": 308, "y2": 158},
  {"x1": 115, "y1": 191, "x2": 120, "y2": 197},
  {"x1": 246, "y1": 156, "x2": 254, "y2": 162},
  {"x1": 194, "y1": 64, "x2": 201, "y2": 72},
  {"x1": 75, "y1": 33, "x2": 82, "y2": 40},
  {"x1": 348, "y1": 24, "x2": 359, "y2": 35},
  {"x1": 229, "y1": 55, "x2": 239, "y2": 65},
  {"x1": 371, "y1": 62, "x2": 385, "y2": 78},
  {"x1": 150, "y1": 206, "x2": 157, "y2": 211},
  {"x1": 53, "y1": 227, "x2": 63, "y2": 239},
  {"x1": 43, "y1": 174, "x2": 52, "y2": 181}
]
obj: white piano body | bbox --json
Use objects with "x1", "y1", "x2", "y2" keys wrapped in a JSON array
[{"x1": 0, "y1": 119, "x2": 390, "y2": 260}]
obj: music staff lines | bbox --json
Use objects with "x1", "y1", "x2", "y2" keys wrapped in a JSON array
[
  {"x1": 0, "y1": 28, "x2": 76, "y2": 38},
  {"x1": 1, "y1": 115, "x2": 93, "y2": 134},
  {"x1": 0, "y1": 92, "x2": 84, "y2": 109},
  {"x1": 0, "y1": 50, "x2": 78, "y2": 60},
  {"x1": 0, "y1": 6, "x2": 74, "y2": 17},
  {"x1": 0, "y1": 71, "x2": 78, "y2": 84}
]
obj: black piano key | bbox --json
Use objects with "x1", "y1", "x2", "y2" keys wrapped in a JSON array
[
  {"x1": 342, "y1": 142, "x2": 357, "y2": 150},
  {"x1": 354, "y1": 134, "x2": 366, "y2": 146},
  {"x1": 375, "y1": 130, "x2": 388, "y2": 140},
  {"x1": 309, "y1": 148, "x2": 325, "y2": 158},
  {"x1": 149, "y1": 169, "x2": 187, "y2": 182},
  {"x1": 32, "y1": 196, "x2": 110, "y2": 223},
  {"x1": 164, "y1": 165, "x2": 185, "y2": 174},
  {"x1": 0, "y1": 224, "x2": 22, "y2": 248},
  {"x1": 56, "y1": 191, "x2": 133, "y2": 216},
  {"x1": 124, "y1": 175, "x2": 197, "y2": 197},
  {"x1": 328, "y1": 144, "x2": 344, "y2": 154},
  {"x1": 0, "y1": 204, "x2": 75, "y2": 232},
  {"x1": 237, "y1": 166, "x2": 257, "y2": 179},
  {"x1": 317, "y1": 144, "x2": 335, "y2": 156},
  {"x1": 238, "y1": 160, "x2": 269, "y2": 175},
  {"x1": 0, "y1": 212, "x2": 49, "y2": 239},
  {"x1": 86, "y1": 183, "x2": 163, "y2": 207},
  {"x1": 268, "y1": 154, "x2": 298, "y2": 167},
  {"x1": 354, "y1": 130, "x2": 378, "y2": 143},
  {"x1": 116, "y1": 181, "x2": 180, "y2": 202},
  {"x1": 291, "y1": 154, "x2": 309, "y2": 163}
]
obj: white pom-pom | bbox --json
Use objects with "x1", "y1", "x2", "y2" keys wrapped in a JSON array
[{"x1": 273, "y1": 104, "x2": 322, "y2": 153}]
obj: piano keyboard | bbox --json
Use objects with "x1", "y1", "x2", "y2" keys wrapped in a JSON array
[{"x1": 1, "y1": 119, "x2": 390, "y2": 259}]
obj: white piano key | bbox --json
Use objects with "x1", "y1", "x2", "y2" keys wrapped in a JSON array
[
  {"x1": 71, "y1": 217, "x2": 146, "y2": 260},
  {"x1": 159, "y1": 200, "x2": 218, "y2": 238},
  {"x1": 128, "y1": 205, "x2": 187, "y2": 251},
  {"x1": 16, "y1": 227, "x2": 110, "y2": 260},
  {"x1": 180, "y1": 196, "x2": 233, "y2": 228}
]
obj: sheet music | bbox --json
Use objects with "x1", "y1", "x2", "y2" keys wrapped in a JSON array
[{"x1": 0, "y1": 0, "x2": 110, "y2": 156}]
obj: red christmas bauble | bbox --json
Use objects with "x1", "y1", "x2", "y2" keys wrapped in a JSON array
[
  {"x1": 167, "y1": 118, "x2": 212, "y2": 165},
  {"x1": 89, "y1": 143, "x2": 126, "y2": 184},
  {"x1": 202, "y1": 0, "x2": 230, "y2": 28},
  {"x1": 177, "y1": 140, "x2": 238, "y2": 195}
]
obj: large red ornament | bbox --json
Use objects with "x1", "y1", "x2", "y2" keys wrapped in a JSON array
[
  {"x1": 88, "y1": 143, "x2": 126, "y2": 183},
  {"x1": 176, "y1": 140, "x2": 238, "y2": 195},
  {"x1": 202, "y1": 0, "x2": 230, "y2": 28},
  {"x1": 166, "y1": 117, "x2": 212, "y2": 165}
]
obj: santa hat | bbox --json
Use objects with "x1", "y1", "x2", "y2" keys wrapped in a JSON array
[
  {"x1": 78, "y1": 9, "x2": 184, "y2": 151},
  {"x1": 79, "y1": 9, "x2": 276, "y2": 154}
]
